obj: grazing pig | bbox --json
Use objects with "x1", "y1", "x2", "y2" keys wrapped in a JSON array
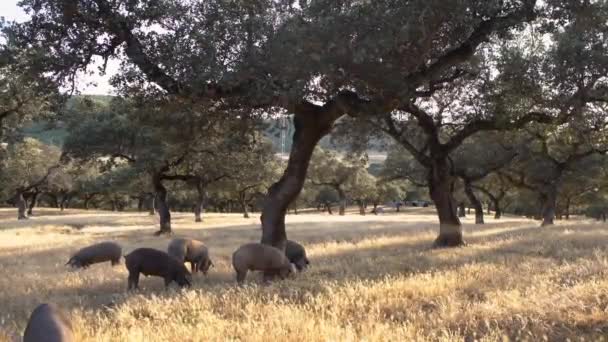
[
  {"x1": 167, "y1": 238, "x2": 214, "y2": 274},
  {"x1": 124, "y1": 248, "x2": 192, "y2": 290},
  {"x1": 23, "y1": 303, "x2": 74, "y2": 342},
  {"x1": 285, "y1": 240, "x2": 310, "y2": 272},
  {"x1": 232, "y1": 243, "x2": 296, "y2": 284},
  {"x1": 66, "y1": 241, "x2": 122, "y2": 269}
]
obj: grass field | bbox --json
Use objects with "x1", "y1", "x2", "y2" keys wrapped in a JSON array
[{"x1": 0, "y1": 207, "x2": 607, "y2": 341}]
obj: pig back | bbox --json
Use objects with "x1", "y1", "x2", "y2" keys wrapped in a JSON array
[{"x1": 23, "y1": 304, "x2": 74, "y2": 342}]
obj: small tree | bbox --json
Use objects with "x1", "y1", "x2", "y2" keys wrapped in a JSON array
[
  {"x1": 308, "y1": 148, "x2": 367, "y2": 215},
  {"x1": 2, "y1": 138, "x2": 61, "y2": 219}
]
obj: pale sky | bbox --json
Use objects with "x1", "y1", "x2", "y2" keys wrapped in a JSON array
[{"x1": 1, "y1": 0, "x2": 117, "y2": 95}]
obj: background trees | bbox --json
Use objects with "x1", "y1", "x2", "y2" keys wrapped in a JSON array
[{"x1": 0, "y1": 0, "x2": 606, "y2": 250}]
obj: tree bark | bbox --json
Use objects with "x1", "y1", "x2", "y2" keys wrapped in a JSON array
[
  {"x1": 358, "y1": 201, "x2": 365, "y2": 215},
  {"x1": 15, "y1": 190, "x2": 28, "y2": 220},
  {"x1": 260, "y1": 107, "x2": 336, "y2": 251},
  {"x1": 565, "y1": 197, "x2": 570, "y2": 220},
  {"x1": 83, "y1": 193, "x2": 98, "y2": 210},
  {"x1": 153, "y1": 173, "x2": 172, "y2": 235},
  {"x1": 148, "y1": 193, "x2": 155, "y2": 215},
  {"x1": 464, "y1": 180, "x2": 484, "y2": 224},
  {"x1": 137, "y1": 195, "x2": 144, "y2": 212},
  {"x1": 59, "y1": 193, "x2": 67, "y2": 211},
  {"x1": 494, "y1": 201, "x2": 502, "y2": 219},
  {"x1": 194, "y1": 183, "x2": 205, "y2": 223},
  {"x1": 337, "y1": 188, "x2": 346, "y2": 216},
  {"x1": 48, "y1": 193, "x2": 59, "y2": 208},
  {"x1": 540, "y1": 186, "x2": 557, "y2": 226},
  {"x1": 428, "y1": 158, "x2": 464, "y2": 247},
  {"x1": 457, "y1": 202, "x2": 466, "y2": 217},
  {"x1": 27, "y1": 191, "x2": 39, "y2": 216},
  {"x1": 241, "y1": 198, "x2": 250, "y2": 218}
]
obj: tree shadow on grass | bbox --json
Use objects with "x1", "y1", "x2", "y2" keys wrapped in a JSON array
[{"x1": 3, "y1": 217, "x2": 607, "y2": 340}]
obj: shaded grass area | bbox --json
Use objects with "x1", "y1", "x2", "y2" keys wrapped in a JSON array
[{"x1": 0, "y1": 208, "x2": 607, "y2": 341}]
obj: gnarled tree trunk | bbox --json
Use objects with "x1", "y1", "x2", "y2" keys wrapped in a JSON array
[
  {"x1": 464, "y1": 180, "x2": 484, "y2": 224},
  {"x1": 260, "y1": 105, "x2": 336, "y2": 251},
  {"x1": 358, "y1": 201, "x2": 365, "y2": 215},
  {"x1": 59, "y1": 192, "x2": 68, "y2": 211},
  {"x1": 540, "y1": 187, "x2": 557, "y2": 226},
  {"x1": 27, "y1": 191, "x2": 40, "y2": 216},
  {"x1": 137, "y1": 195, "x2": 144, "y2": 212},
  {"x1": 494, "y1": 202, "x2": 502, "y2": 219},
  {"x1": 194, "y1": 182, "x2": 205, "y2": 223},
  {"x1": 337, "y1": 188, "x2": 346, "y2": 216},
  {"x1": 15, "y1": 190, "x2": 28, "y2": 220},
  {"x1": 153, "y1": 173, "x2": 172, "y2": 235},
  {"x1": 83, "y1": 193, "x2": 98, "y2": 210},
  {"x1": 457, "y1": 202, "x2": 466, "y2": 218},
  {"x1": 241, "y1": 199, "x2": 250, "y2": 218},
  {"x1": 428, "y1": 158, "x2": 464, "y2": 247},
  {"x1": 148, "y1": 193, "x2": 155, "y2": 215}
]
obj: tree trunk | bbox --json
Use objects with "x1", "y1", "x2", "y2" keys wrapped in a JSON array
[
  {"x1": 457, "y1": 202, "x2": 466, "y2": 217},
  {"x1": 27, "y1": 191, "x2": 39, "y2": 216},
  {"x1": 428, "y1": 158, "x2": 464, "y2": 247},
  {"x1": 467, "y1": 207, "x2": 471, "y2": 214},
  {"x1": 16, "y1": 191, "x2": 28, "y2": 220},
  {"x1": 325, "y1": 203, "x2": 333, "y2": 215},
  {"x1": 464, "y1": 180, "x2": 484, "y2": 224},
  {"x1": 372, "y1": 202, "x2": 378, "y2": 215},
  {"x1": 241, "y1": 198, "x2": 250, "y2": 218},
  {"x1": 358, "y1": 201, "x2": 365, "y2": 215},
  {"x1": 540, "y1": 187, "x2": 557, "y2": 226},
  {"x1": 260, "y1": 108, "x2": 336, "y2": 251},
  {"x1": 59, "y1": 193, "x2": 68, "y2": 211},
  {"x1": 494, "y1": 200, "x2": 502, "y2": 219},
  {"x1": 487, "y1": 203, "x2": 491, "y2": 215},
  {"x1": 153, "y1": 173, "x2": 172, "y2": 235},
  {"x1": 337, "y1": 188, "x2": 346, "y2": 216},
  {"x1": 396, "y1": 203, "x2": 401, "y2": 212},
  {"x1": 148, "y1": 194, "x2": 155, "y2": 215},
  {"x1": 137, "y1": 196, "x2": 144, "y2": 212},
  {"x1": 47, "y1": 193, "x2": 59, "y2": 208},
  {"x1": 565, "y1": 197, "x2": 570, "y2": 220},
  {"x1": 84, "y1": 196, "x2": 91, "y2": 210},
  {"x1": 194, "y1": 182, "x2": 205, "y2": 222},
  {"x1": 111, "y1": 200, "x2": 117, "y2": 212}
]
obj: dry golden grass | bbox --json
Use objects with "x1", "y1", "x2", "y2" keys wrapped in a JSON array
[{"x1": 1, "y1": 207, "x2": 608, "y2": 341}]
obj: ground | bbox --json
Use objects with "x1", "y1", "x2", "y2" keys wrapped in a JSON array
[{"x1": 0, "y1": 207, "x2": 607, "y2": 341}]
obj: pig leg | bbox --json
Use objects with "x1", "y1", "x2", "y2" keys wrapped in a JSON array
[
  {"x1": 236, "y1": 270, "x2": 247, "y2": 285},
  {"x1": 128, "y1": 271, "x2": 140, "y2": 290},
  {"x1": 190, "y1": 261, "x2": 197, "y2": 274},
  {"x1": 262, "y1": 270, "x2": 278, "y2": 284}
]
